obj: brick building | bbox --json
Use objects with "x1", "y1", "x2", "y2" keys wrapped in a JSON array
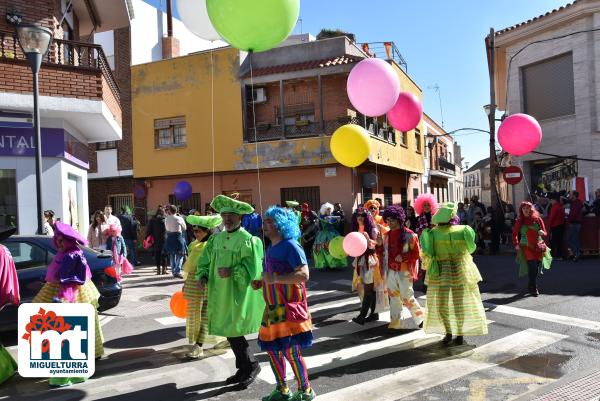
[
  {"x1": 87, "y1": 0, "x2": 220, "y2": 224},
  {"x1": 0, "y1": 0, "x2": 129, "y2": 234}
]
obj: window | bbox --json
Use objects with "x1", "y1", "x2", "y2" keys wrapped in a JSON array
[
  {"x1": 0, "y1": 169, "x2": 17, "y2": 230},
  {"x1": 169, "y1": 193, "x2": 201, "y2": 213},
  {"x1": 97, "y1": 141, "x2": 117, "y2": 150},
  {"x1": 400, "y1": 131, "x2": 408, "y2": 147},
  {"x1": 154, "y1": 117, "x2": 187, "y2": 148},
  {"x1": 412, "y1": 188, "x2": 419, "y2": 204},
  {"x1": 281, "y1": 187, "x2": 320, "y2": 211},
  {"x1": 362, "y1": 187, "x2": 373, "y2": 205},
  {"x1": 400, "y1": 187, "x2": 408, "y2": 209},
  {"x1": 414, "y1": 130, "x2": 421, "y2": 153},
  {"x1": 522, "y1": 52, "x2": 575, "y2": 120},
  {"x1": 384, "y1": 186, "x2": 393, "y2": 208},
  {"x1": 109, "y1": 194, "x2": 134, "y2": 215},
  {"x1": 4, "y1": 241, "x2": 53, "y2": 270}
]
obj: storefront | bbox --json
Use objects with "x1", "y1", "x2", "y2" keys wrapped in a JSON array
[{"x1": 0, "y1": 126, "x2": 89, "y2": 235}]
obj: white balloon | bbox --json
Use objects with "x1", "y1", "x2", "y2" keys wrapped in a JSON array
[{"x1": 176, "y1": 0, "x2": 221, "y2": 41}]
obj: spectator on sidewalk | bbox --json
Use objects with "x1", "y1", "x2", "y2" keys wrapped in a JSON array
[
  {"x1": 146, "y1": 206, "x2": 167, "y2": 275},
  {"x1": 567, "y1": 191, "x2": 584, "y2": 262},
  {"x1": 43, "y1": 210, "x2": 56, "y2": 236},
  {"x1": 548, "y1": 194, "x2": 566, "y2": 260},
  {"x1": 104, "y1": 205, "x2": 121, "y2": 230},
  {"x1": 165, "y1": 205, "x2": 187, "y2": 278},
  {"x1": 87, "y1": 210, "x2": 108, "y2": 250},
  {"x1": 118, "y1": 206, "x2": 139, "y2": 266},
  {"x1": 456, "y1": 202, "x2": 468, "y2": 225},
  {"x1": 242, "y1": 205, "x2": 263, "y2": 237}
]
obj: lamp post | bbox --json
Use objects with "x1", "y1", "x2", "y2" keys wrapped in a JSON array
[{"x1": 15, "y1": 24, "x2": 53, "y2": 235}]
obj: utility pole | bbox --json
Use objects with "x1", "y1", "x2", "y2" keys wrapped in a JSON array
[{"x1": 486, "y1": 27, "x2": 502, "y2": 254}]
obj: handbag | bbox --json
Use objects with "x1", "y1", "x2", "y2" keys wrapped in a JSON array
[
  {"x1": 279, "y1": 283, "x2": 309, "y2": 323},
  {"x1": 143, "y1": 235, "x2": 154, "y2": 250}
]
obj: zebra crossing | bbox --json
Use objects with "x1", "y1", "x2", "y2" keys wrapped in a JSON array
[{"x1": 2, "y1": 266, "x2": 593, "y2": 401}]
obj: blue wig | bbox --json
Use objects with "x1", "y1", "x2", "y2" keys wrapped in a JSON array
[{"x1": 265, "y1": 206, "x2": 301, "y2": 240}]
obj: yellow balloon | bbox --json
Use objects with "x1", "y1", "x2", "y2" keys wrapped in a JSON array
[{"x1": 330, "y1": 124, "x2": 371, "y2": 168}]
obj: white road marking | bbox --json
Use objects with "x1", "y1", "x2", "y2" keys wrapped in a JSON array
[
  {"x1": 100, "y1": 316, "x2": 114, "y2": 327},
  {"x1": 317, "y1": 329, "x2": 567, "y2": 401},
  {"x1": 257, "y1": 329, "x2": 443, "y2": 384},
  {"x1": 484, "y1": 302, "x2": 600, "y2": 331},
  {"x1": 155, "y1": 316, "x2": 185, "y2": 326},
  {"x1": 309, "y1": 298, "x2": 359, "y2": 313}
]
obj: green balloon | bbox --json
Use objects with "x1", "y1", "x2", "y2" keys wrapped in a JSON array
[
  {"x1": 329, "y1": 236, "x2": 347, "y2": 260},
  {"x1": 206, "y1": 0, "x2": 300, "y2": 53}
]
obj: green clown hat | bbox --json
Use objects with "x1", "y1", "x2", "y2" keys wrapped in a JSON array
[
  {"x1": 285, "y1": 200, "x2": 299, "y2": 208},
  {"x1": 432, "y1": 202, "x2": 458, "y2": 225},
  {"x1": 210, "y1": 195, "x2": 254, "y2": 215},
  {"x1": 185, "y1": 214, "x2": 223, "y2": 229}
]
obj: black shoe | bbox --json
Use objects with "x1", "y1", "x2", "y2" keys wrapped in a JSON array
[
  {"x1": 418, "y1": 321, "x2": 423, "y2": 329},
  {"x1": 352, "y1": 316, "x2": 365, "y2": 325},
  {"x1": 365, "y1": 313, "x2": 379, "y2": 323},
  {"x1": 174, "y1": 273, "x2": 184, "y2": 279},
  {"x1": 441, "y1": 334, "x2": 453, "y2": 346},
  {"x1": 135, "y1": 261, "x2": 142, "y2": 266},
  {"x1": 454, "y1": 336, "x2": 464, "y2": 345},
  {"x1": 239, "y1": 363, "x2": 261, "y2": 388},
  {"x1": 225, "y1": 369, "x2": 244, "y2": 385},
  {"x1": 528, "y1": 285, "x2": 539, "y2": 297}
]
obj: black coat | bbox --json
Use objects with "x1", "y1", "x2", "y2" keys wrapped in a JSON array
[{"x1": 146, "y1": 216, "x2": 166, "y2": 250}]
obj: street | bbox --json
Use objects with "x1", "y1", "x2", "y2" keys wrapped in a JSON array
[{"x1": 1, "y1": 251, "x2": 599, "y2": 401}]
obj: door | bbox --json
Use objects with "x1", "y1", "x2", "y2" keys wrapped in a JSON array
[
  {"x1": 280, "y1": 186, "x2": 320, "y2": 210},
  {"x1": 67, "y1": 174, "x2": 81, "y2": 232}
]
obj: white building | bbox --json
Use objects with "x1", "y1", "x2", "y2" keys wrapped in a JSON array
[
  {"x1": 464, "y1": 158, "x2": 490, "y2": 205},
  {"x1": 494, "y1": 0, "x2": 600, "y2": 203}
]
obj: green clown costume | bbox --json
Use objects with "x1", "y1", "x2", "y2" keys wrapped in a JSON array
[
  {"x1": 419, "y1": 203, "x2": 488, "y2": 340},
  {"x1": 313, "y1": 203, "x2": 347, "y2": 270},
  {"x1": 196, "y1": 195, "x2": 265, "y2": 386}
]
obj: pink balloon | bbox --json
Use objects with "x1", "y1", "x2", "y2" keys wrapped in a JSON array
[
  {"x1": 347, "y1": 58, "x2": 400, "y2": 117},
  {"x1": 498, "y1": 114, "x2": 542, "y2": 156},
  {"x1": 387, "y1": 91, "x2": 423, "y2": 132},
  {"x1": 342, "y1": 232, "x2": 368, "y2": 257}
]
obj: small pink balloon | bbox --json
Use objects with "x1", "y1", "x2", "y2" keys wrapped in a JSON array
[
  {"x1": 498, "y1": 113, "x2": 542, "y2": 156},
  {"x1": 342, "y1": 232, "x2": 368, "y2": 257},
  {"x1": 387, "y1": 91, "x2": 423, "y2": 132},
  {"x1": 347, "y1": 58, "x2": 400, "y2": 117}
]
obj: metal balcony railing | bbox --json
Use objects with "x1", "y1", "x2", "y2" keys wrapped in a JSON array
[{"x1": 0, "y1": 30, "x2": 120, "y2": 103}]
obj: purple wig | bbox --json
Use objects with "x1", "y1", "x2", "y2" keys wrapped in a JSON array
[
  {"x1": 351, "y1": 207, "x2": 377, "y2": 240},
  {"x1": 382, "y1": 204, "x2": 406, "y2": 225}
]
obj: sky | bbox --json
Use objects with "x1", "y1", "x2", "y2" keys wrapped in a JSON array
[{"x1": 144, "y1": 0, "x2": 570, "y2": 167}]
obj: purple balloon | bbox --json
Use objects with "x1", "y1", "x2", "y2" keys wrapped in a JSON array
[
  {"x1": 498, "y1": 114, "x2": 542, "y2": 156},
  {"x1": 347, "y1": 58, "x2": 400, "y2": 117},
  {"x1": 387, "y1": 91, "x2": 423, "y2": 132},
  {"x1": 174, "y1": 181, "x2": 193, "y2": 201}
]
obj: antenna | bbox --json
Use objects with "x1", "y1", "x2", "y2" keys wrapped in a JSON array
[
  {"x1": 298, "y1": 17, "x2": 303, "y2": 34},
  {"x1": 427, "y1": 84, "x2": 445, "y2": 128}
]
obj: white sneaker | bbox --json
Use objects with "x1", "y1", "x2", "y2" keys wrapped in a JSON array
[{"x1": 186, "y1": 344, "x2": 204, "y2": 359}]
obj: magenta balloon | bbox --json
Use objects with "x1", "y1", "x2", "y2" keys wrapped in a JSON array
[
  {"x1": 174, "y1": 181, "x2": 193, "y2": 201},
  {"x1": 387, "y1": 91, "x2": 423, "y2": 132},
  {"x1": 347, "y1": 58, "x2": 400, "y2": 117},
  {"x1": 342, "y1": 232, "x2": 368, "y2": 257},
  {"x1": 497, "y1": 114, "x2": 542, "y2": 156}
]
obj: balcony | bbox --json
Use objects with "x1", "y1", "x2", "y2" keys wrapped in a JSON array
[
  {"x1": 0, "y1": 31, "x2": 122, "y2": 142},
  {"x1": 430, "y1": 157, "x2": 455, "y2": 178}
]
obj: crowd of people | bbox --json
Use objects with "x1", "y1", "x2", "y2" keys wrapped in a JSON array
[{"x1": 4, "y1": 187, "x2": 599, "y2": 396}]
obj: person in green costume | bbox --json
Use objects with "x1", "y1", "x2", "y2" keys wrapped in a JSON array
[
  {"x1": 197, "y1": 195, "x2": 265, "y2": 388},
  {"x1": 419, "y1": 203, "x2": 488, "y2": 346},
  {"x1": 313, "y1": 202, "x2": 347, "y2": 269},
  {"x1": 0, "y1": 227, "x2": 18, "y2": 386},
  {"x1": 182, "y1": 214, "x2": 226, "y2": 359}
]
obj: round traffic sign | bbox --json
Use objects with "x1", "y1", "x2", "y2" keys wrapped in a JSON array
[{"x1": 503, "y1": 166, "x2": 523, "y2": 185}]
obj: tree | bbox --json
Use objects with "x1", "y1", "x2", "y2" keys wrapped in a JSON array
[{"x1": 316, "y1": 29, "x2": 355, "y2": 42}]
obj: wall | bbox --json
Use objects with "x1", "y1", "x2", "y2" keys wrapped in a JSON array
[
  {"x1": 0, "y1": 0, "x2": 57, "y2": 34},
  {"x1": 501, "y1": 13, "x2": 600, "y2": 203},
  {"x1": 132, "y1": 47, "x2": 244, "y2": 178}
]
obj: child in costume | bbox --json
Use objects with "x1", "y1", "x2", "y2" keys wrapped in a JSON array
[
  {"x1": 380, "y1": 204, "x2": 424, "y2": 330},
  {"x1": 351, "y1": 207, "x2": 388, "y2": 324},
  {"x1": 197, "y1": 195, "x2": 264, "y2": 389},
  {"x1": 313, "y1": 202, "x2": 347, "y2": 270},
  {"x1": 32, "y1": 222, "x2": 104, "y2": 387},
  {"x1": 255, "y1": 206, "x2": 316, "y2": 401},
  {"x1": 512, "y1": 201, "x2": 552, "y2": 296},
  {"x1": 182, "y1": 214, "x2": 226, "y2": 359},
  {"x1": 419, "y1": 202, "x2": 488, "y2": 346},
  {"x1": 0, "y1": 227, "x2": 18, "y2": 386},
  {"x1": 104, "y1": 224, "x2": 134, "y2": 280}
]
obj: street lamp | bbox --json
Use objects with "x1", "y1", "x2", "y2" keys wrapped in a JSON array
[{"x1": 15, "y1": 24, "x2": 53, "y2": 235}]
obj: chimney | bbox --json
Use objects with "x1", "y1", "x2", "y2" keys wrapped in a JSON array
[{"x1": 162, "y1": 0, "x2": 180, "y2": 59}]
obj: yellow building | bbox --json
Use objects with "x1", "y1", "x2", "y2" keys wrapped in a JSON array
[{"x1": 132, "y1": 36, "x2": 425, "y2": 215}]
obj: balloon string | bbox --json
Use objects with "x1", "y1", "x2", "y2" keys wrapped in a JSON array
[
  {"x1": 211, "y1": 48, "x2": 215, "y2": 201},
  {"x1": 518, "y1": 159, "x2": 534, "y2": 202},
  {"x1": 249, "y1": 52, "x2": 265, "y2": 245}
]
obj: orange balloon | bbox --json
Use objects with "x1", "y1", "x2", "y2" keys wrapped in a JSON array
[{"x1": 170, "y1": 291, "x2": 188, "y2": 318}]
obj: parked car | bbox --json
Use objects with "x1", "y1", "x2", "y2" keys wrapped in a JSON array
[{"x1": 0, "y1": 235, "x2": 122, "y2": 332}]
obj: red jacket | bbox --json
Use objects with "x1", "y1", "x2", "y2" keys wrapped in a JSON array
[{"x1": 548, "y1": 203, "x2": 565, "y2": 228}]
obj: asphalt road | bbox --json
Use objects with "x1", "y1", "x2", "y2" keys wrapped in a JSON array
[{"x1": 1, "y1": 249, "x2": 600, "y2": 401}]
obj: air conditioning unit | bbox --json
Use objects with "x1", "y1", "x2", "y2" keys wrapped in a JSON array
[{"x1": 251, "y1": 87, "x2": 267, "y2": 103}]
